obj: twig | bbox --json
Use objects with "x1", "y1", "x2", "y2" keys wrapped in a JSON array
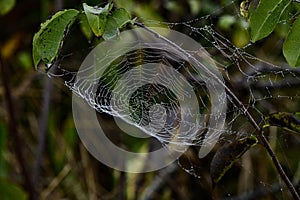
[
  {"x1": 40, "y1": 164, "x2": 71, "y2": 199},
  {"x1": 258, "y1": 133, "x2": 300, "y2": 200},
  {"x1": 0, "y1": 56, "x2": 36, "y2": 199},
  {"x1": 32, "y1": 73, "x2": 53, "y2": 186},
  {"x1": 80, "y1": 145, "x2": 98, "y2": 200},
  {"x1": 133, "y1": 22, "x2": 300, "y2": 199},
  {"x1": 140, "y1": 163, "x2": 178, "y2": 200},
  {"x1": 32, "y1": 0, "x2": 62, "y2": 192},
  {"x1": 225, "y1": 180, "x2": 299, "y2": 200}
]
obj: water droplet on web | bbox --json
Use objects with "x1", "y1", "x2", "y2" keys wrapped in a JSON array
[{"x1": 46, "y1": 63, "x2": 52, "y2": 69}]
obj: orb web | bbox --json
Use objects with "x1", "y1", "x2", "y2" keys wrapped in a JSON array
[{"x1": 62, "y1": 27, "x2": 227, "y2": 156}]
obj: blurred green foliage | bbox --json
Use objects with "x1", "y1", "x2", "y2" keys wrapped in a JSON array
[
  {"x1": 0, "y1": 0, "x2": 15, "y2": 16},
  {"x1": 0, "y1": 178, "x2": 28, "y2": 200}
]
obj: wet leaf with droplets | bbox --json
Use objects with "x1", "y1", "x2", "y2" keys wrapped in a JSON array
[{"x1": 32, "y1": 9, "x2": 79, "y2": 69}]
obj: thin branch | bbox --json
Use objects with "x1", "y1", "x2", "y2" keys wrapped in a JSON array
[
  {"x1": 32, "y1": 0, "x2": 63, "y2": 192},
  {"x1": 226, "y1": 180, "x2": 299, "y2": 200},
  {"x1": 32, "y1": 73, "x2": 53, "y2": 186},
  {"x1": 134, "y1": 22, "x2": 300, "y2": 199},
  {"x1": 250, "y1": 78, "x2": 300, "y2": 90},
  {"x1": 258, "y1": 133, "x2": 300, "y2": 200},
  {"x1": 0, "y1": 56, "x2": 36, "y2": 199},
  {"x1": 140, "y1": 163, "x2": 178, "y2": 200},
  {"x1": 40, "y1": 164, "x2": 71, "y2": 199}
]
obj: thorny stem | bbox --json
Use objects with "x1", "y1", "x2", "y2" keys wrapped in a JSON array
[{"x1": 134, "y1": 22, "x2": 300, "y2": 199}]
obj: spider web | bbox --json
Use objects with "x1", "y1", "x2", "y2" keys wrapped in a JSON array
[{"x1": 46, "y1": 0, "x2": 300, "y2": 198}]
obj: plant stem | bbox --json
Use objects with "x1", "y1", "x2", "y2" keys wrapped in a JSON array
[
  {"x1": 0, "y1": 56, "x2": 36, "y2": 199},
  {"x1": 32, "y1": 0, "x2": 62, "y2": 192},
  {"x1": 258, "y1": 133, "x2": 300, "y2": 199},
  {"x1": 32, "y1": 74, "x2": 53, "y2": 186}
]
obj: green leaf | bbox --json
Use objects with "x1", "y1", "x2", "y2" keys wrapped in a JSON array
[
  {"x1": 32, "y1": 9, "x2": 79, "y2": 68},
  {"x1": 283, "y1": 17, "x2": 300, "y2": 67},
  {"x1": 250, "y1": 0, "x2": 291, "y2": 42},
  {"x1": 0, "y1": 178, "x2": 28, "y2": 200},
  {"x1": 78, "y1": 13, "x2": 94, "y2": 41},
  {"x1": 264, "y1": 112, "x2": 300, "y2": 133},
  {"x1": 83, "y1": 3, "x2": 113, "y2": 37},
  {"x1": 210, "y1": 136, "x2": 258, "y2": 183},
  {"x1": 103, "y1": 8, "x2": 132, "y2": 40}
]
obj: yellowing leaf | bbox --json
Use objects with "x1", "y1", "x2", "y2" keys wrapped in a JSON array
[
  {"x1": 264, "y1": 112, "x2": 300, "y2": 133},
  {"x1": 210, "y1": 136, "x2": 258, "y2": 183}
]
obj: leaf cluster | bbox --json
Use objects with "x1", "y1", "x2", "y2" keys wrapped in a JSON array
[
  {"x1": 32, "y1": 2, "x2": 133, "y2": 69},
  {"x1": 247, "y1": 0, "x2": 300, "y2": 67}
]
